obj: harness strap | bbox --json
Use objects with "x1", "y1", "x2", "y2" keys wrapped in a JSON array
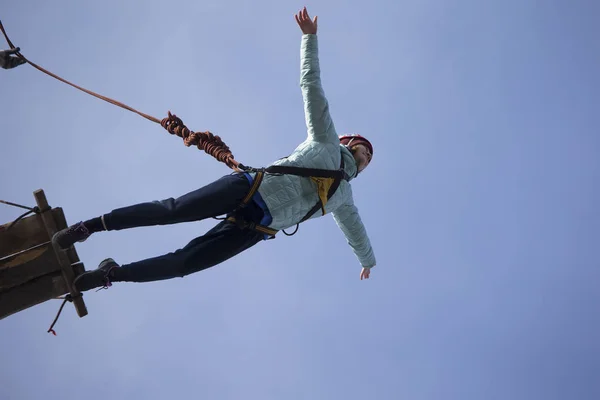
[
  {"x1": 264, "y1": 165, "x2": 345, "y2": 179},
  {"x1": 240, "y1": 170, "x2": 264, "y2": 207},
  {"x1": 226, "y1": 216, "x2": 278, "y2": 236},
  {"x1": 299, "y1": 156, "x2": 346, "y2": 222},
  {"x1": 222, "y1": 170, "x2": 277, "y2": 236},
  {"x1": 232, "y1": 155, "x2": 347, "y2": 237},
  {"x1": 301, "y1": 171, "x2": 344, "y2": 222}
]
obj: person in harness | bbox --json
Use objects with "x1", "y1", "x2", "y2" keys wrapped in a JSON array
[{"x1": 52, "y1": 7, "x2": 377, "y2": 292}]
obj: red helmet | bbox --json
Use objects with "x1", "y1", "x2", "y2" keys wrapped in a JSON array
[{"x1": 339, "y1": 134, "x2": 373, "y2": 156}]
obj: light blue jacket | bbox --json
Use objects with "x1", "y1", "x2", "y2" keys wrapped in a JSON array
[{"x1": 252, "y1": 34, "x2": 376, "y2": 268}]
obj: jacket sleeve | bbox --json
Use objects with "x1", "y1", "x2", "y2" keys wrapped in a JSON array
[
  {"x1": 331, "y1": 194, "x2": 377, "y2": 268},
  {"x1": 299, "y1": 34, "x2": 339, "y2": 145}
]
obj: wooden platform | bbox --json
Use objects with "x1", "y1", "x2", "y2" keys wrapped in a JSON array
[{"x1": 0, "y1": 189, "x2": 87, "y2": 320}]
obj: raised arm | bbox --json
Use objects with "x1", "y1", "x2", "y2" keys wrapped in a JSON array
[{"x1": 295, "y1": 8, "x2": 338, "y2": 145}]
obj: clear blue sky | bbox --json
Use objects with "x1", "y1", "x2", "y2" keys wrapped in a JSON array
[{"x1": 1, "y1": 1, "x2": 599, "y2": 399}]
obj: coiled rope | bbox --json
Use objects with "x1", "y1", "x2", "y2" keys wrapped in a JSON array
[{"x1": 0, "y1": 20, "x2": 241, "y2": 171}]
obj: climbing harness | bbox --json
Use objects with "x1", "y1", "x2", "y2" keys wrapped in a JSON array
[
  {"x1": 226, "y1": 216, "x2": 279, "y2": 237},
  {"x1": 0, "y1": 20, "x2": 350, "y2": 238},
  {"x1": 219, "y1": 169, "x2": 278, "y2": 237},
  {"x1": 228, "y1": 156, "x2": 349, "y2": 237}
]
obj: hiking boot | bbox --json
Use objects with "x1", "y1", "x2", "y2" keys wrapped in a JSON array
[
  {"x1": 73, "y1": 258, "x2": 120, "y2": 292},
  {"x1": 52, "y1": 221, "x2": 91, "y2": 250}
]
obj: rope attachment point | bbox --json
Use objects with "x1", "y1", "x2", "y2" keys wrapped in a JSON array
[
  {"x1": 0, "y1": 199, "x2": 41, "y2": 231},
  {"x1": 160, "y1": 112, "x2": 240, "y2": 170}
]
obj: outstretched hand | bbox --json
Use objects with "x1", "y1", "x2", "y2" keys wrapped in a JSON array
[
  {"x1": 295, "y1": 7, "x2": 318, "y2": 35},
  {"x1": 0, "y1": 47, "x2": 26, "y2": 70},
  {"x1": 360, "y1": 267, "x2": 371, "y2": 280}
]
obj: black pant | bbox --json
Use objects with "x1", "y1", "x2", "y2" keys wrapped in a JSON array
[{"x1": 102, "y1": 173, "x2": 265, "y2": 282}]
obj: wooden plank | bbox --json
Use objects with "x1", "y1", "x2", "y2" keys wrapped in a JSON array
[
  {"x1": 0, "y1": 270, "x2": 68, "y2": 320},
  {"x1": 72, "y1": 262, "x2": 85, "y2": 276},
  {"x1": 0, "y1": 208, "x2": 75, "y2": 259},
  {"x1": 0, "y1": 261, "x2": 86, "y2": 320},
  {"x1": 33, "y1": 190, "x2": 88, "y2": 318},
  {"x1": 51, "y1": 207, "x2": 85, "y2": 272},
  {"x1": 0, "y1": 213, "x2": 48, "y2": 259},
  {"x1": 0, "y1": 241, "x2": 60, "y2": 291}
]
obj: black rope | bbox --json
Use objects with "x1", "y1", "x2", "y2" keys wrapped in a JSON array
[
  {"x1": 0, "y1": 199, "x2": 36, "y2": 211},
  {"x1": 47, "y1": 293, "x2": 82, "y2": 336},
  {"x1": 0, "y1": 199, "x2": 41, "y2": 231},
  {"x1": 4, "y1": 209, "x2": 38, "y2": 231},
  {"x1": 282, "y1": 224, "x2": 299, "y2": 236}
]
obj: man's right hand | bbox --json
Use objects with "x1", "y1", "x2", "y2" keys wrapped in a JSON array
[{"x1": 0, "y1": 48, "x2": 26, "y2": 70}]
